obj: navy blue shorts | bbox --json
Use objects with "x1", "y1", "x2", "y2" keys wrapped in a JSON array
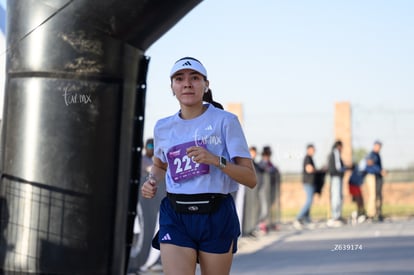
[{"x1": 152, "y1": 195, "x2": 241, "y2": 254}]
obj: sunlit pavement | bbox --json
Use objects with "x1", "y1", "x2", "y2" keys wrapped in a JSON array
[
  {"x1": 232, "y1": 217, "x2": 414, "y2": 275},
  {"x1": 133, "y1": 217, "x2": 414, "y2": 274}
]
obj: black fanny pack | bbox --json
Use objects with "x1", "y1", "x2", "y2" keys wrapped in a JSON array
[{"x1": 167, "y1": 192, "x2": 229, "y2": 214}]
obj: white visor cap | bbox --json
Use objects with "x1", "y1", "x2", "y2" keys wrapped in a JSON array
[{"x1": 170, "y1": 58, "x2": 207, "y2": 79}]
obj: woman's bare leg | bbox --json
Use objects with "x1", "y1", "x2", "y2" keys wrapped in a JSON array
[
  {"x1": 198, "y1": 243, "x2": 234, "y2": 275},
  {"x1": 160, "y1": 243, "x2": 197, "y2": 275}
]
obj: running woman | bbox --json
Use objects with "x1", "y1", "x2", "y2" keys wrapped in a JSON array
[{"x1": 141, "y1": 57, "x2": 257, "y2": 275}]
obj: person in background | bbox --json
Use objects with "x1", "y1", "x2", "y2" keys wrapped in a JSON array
[
  {"x1": 258, "y1": 146, "x2": 280, "y2": 232},
  {"x1": 327, "y1": 140, "x2": 346, "y2": 227},
  {"x1": 141, "y1": 138, "x2": 154, "y2": 178},
  {"x1": 249, "y1": 146, "x2": 260, "y2": 171},
  {"x1": 258, "y1": 146, "x2": 277, "y2": 174},
  {"x1": 141, "y1": 57, "x2": 257, "y2": 275},
  {"x1": 135, "y1": 137, "x2": 164, "y2": 272},
  {"x1": 294, "y1": 144, "x2": 316, "y2": 229},
  {"x1": 365, "y1": 140, "x2": 387, "y2": 222},
  {"x1": 249, "y1": 146, "x2": 257, "y2": 158},
  {"x1": 348, "y1": 159, "x2": 370, "y2": 224},
  {"x1": 249, "y1": 145, "x2": 267, "y2": 235}
]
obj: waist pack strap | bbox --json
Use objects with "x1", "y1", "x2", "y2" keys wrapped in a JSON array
[{"x1": 167, "y1": 193, "x2": 230, "y2": 214}]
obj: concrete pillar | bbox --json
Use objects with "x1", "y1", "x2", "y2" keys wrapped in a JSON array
[
  {"x1": 226, "y1": 102, "x2": 244, "y2": 126},
  {"x1": 334, "y1": 102, "x2": 352, "y2": 206},
  {"x1": 334, "y1": 102, "x2": 352, "y2": 166}
]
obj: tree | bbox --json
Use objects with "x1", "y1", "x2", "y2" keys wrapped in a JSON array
[{"x1": 352, "y1": 148, "x2": 368, "y2": 164}]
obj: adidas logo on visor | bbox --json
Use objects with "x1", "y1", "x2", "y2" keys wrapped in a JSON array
[{"x1": 170, "y1": 58, "x2": 208, "y2": 78}]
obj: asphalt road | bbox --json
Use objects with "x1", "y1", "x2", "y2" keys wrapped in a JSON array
[
  {"x1": 135, "y1": 217, "x2": 414, "y2": 275},
  {"x1": 231, "y1": 217, "x2": 414, "y2": 275}
]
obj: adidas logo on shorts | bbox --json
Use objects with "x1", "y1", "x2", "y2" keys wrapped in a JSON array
[{"x1": 161, "y1": 233, "x2": 171, "y2": 241}]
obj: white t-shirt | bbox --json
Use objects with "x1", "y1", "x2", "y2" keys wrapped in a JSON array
[{"x1": 154, "y1": 104, "x2": 250, "y2": 194}]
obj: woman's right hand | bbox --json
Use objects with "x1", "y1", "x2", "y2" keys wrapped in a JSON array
[{"x1": 141, "y1": 175, "x2": 157, "y2": 199}]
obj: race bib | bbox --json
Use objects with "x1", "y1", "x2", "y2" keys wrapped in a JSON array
[{"x1": 167, "y1": 141, "x2": 210, "y2": 182}]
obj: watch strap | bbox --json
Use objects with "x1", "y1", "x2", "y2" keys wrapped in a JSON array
[{"x1": 219, "y1": 156, "x2": 227, "y2": 169}]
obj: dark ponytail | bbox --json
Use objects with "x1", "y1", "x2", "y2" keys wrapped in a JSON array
[{"x1": 203, "y1": 89, "x2": 224, "y2": 110}]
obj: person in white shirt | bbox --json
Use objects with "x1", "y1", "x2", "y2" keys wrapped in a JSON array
[{"x1": 327, "y1": 140, "x2": 345, "y2": 227}]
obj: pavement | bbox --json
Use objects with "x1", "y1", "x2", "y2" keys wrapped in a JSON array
[
  {"x1": 135, "y1": 216, "x2": 414, "y2": 275},
  {"x1": 232, "y1": 216, "x2": 414, "y2": 274}
]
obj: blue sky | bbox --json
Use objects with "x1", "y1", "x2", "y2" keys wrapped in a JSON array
[
  {"x1": 0, "y1": 0, "x2": 5, "y2": 117},
  {"x1": 0, "y1": 0, "x2": 5, "y2": 34},
  {"x1": 0, "y1": 1, "x2": 413, "y2": 172},
  {"x1": 144, "y1": 0, "x2": 414, "y2": 172}
]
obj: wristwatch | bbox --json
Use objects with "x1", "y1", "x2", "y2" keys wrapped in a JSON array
[{"x1": 219, "y1": 156, "x2": 227, "y2": 169}]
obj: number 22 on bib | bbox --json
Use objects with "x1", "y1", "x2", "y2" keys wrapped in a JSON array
[{"x1": 167, "y1": 141, "x2": 210, "y2": 182}]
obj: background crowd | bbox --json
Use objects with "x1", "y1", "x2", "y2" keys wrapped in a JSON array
[{"x1": 249, "y1": 140, "x2": 386, "y2": 234}]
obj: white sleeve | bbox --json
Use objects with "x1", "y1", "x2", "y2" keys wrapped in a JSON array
[{"x1": 334, "y1": 149, "x2": 341, "y2": 171}]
